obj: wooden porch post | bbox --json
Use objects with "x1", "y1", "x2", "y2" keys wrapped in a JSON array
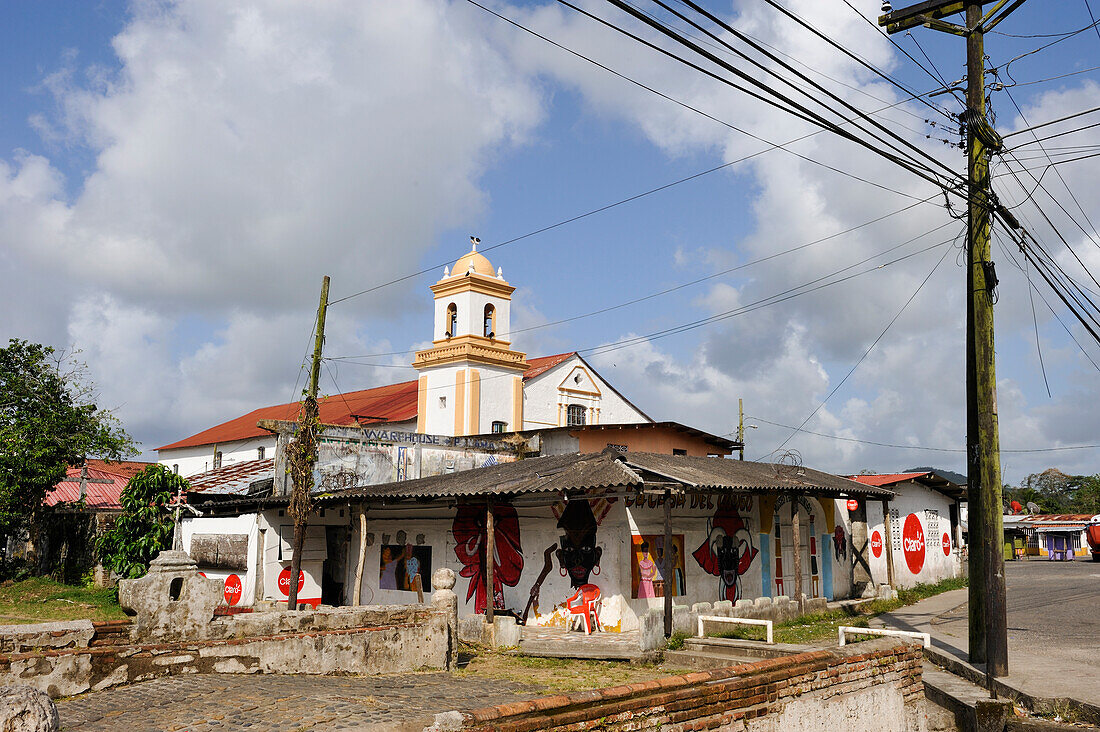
[
  {"x1": 790, "y1": 496, "x2": 804, "y2": 614},
  {"x1": 485, "y1": 501, "x2": 495, "y2": 623},
  {"x1": 663, "y1": 490, "x2": 673, "y2": 637},
  {"x1": 881, "y1": 499, "x2": 896, "y2": 589}
]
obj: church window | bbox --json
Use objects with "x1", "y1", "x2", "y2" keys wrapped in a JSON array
[
  {"x1": 172, "y1": 464, "x2": 179, "y2": 474},
  {"x1": 492, "y1": 420, "x2": 506, "y2": 433},
  {"x1": 257, "y1": 446, "x2": 265, "y2": 460},
  {"x1": 446, "y1": 303, "x2": 457, "y2": 338},
  {"x1": 439, "y1": 396, "x2": 447, "y2": 408},
  {"x1": 566, "y1": 404, "x2": 586, "y2": 426},
  {"x1": 214, "y1": 451, "x2": 223, "y2": 470},
  {"x1": 484, "y1": 304, "x2": 495, "y2": 338}
]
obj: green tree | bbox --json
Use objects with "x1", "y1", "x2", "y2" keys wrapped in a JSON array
[
  {"x1": 96, "y1": 465, "x2": 185, "y2": 578},
  {"x1": 0, "y1": 339, "x2": 134, "y2": 538}
]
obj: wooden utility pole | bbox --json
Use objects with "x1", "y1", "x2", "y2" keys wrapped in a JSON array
[
  {"x1": 881, "y1": 500, "x2": 896, "y2": 590},
  {"x1": 879, "y1": 0, "x2": 1021, "y2": 679},
  {"x1": 790, "y1": 498, "x2": 804, "y2": 613},
  {"x1": 288, "y1": 276, "x2": 330, "y2": 611}
]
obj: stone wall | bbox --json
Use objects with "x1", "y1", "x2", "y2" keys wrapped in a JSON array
[
  {"x1": 433, "y1": 638, "x2": 925, "y2": 731},
  {"x1": 0, "y1": 606, "x2": 451, "y2": 699}
]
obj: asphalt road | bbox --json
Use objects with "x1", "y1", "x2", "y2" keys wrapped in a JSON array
[{"x1": 888, "y1": 556, "x2": 1100, "y2": 705}]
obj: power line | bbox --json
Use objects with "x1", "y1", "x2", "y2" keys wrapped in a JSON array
[
  {"x1": 758, "y1": 231, "x2": 958, "y2": 459},
  {"x1": 745, "y1": 416, "x2": 1100, "y2": 453},
  {"x1": 329, "y1": 192, "x2": 945, "y2": 362},
  {"x1": 331, "y1": 0, "x2": 952, "y2": 308},
  {"x1": 1001, "y1": 105, "x2": 1100, "y2": 139}
]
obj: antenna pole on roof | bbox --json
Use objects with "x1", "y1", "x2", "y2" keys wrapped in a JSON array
[{"x1": 287, "y1": 275, "x2": 330, "y2": 611}]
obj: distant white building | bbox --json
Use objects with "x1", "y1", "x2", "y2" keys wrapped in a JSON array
[{"x1": 158, "y1": 241, "x2": 651, "y2": 477}]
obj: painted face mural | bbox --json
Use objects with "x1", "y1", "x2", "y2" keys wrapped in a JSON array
[
  {"x1": 833, "y1": 525, "x2": 847, "y2": 561},
  {"x1": 693, "y1": 498, "x2": 758, "y2": 602},
  {"x1": 555, "y1": 500, "x2": 603, "y2": 588},
  {"x1": 452, "y1": 502, "x2": 523, "y2": 614}
]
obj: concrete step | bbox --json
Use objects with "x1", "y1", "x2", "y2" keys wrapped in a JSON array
[
  {"x1": 515, "y1": 639, "x2": 643, "y2": 662},
  {"x1": 664, "y1": 637, "x2": 805, "y2": 670}
]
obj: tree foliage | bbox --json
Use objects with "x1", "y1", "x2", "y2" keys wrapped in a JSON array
[
  {"x1": 0, "y1": 339, "x2": 134, "y2": 537},
  {"x1": 96, "y1": 465, "x2": 185, "y2": 579},
  {"x1": 1006, "y1": 468, "x2": 1100, "y2": 515}
]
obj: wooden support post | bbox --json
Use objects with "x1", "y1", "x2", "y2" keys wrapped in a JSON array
[
  {"x1": 353, "y1": 507, "x2": 367, "y2": 606},
  {"x1": 790, "y1": 497, "x2": 804, "y2": 614},
  {"x1": 664, "y1": 490, "x2": 673, "y2": 637},
  {"x1": 882, "y1": 500, "x2": 896, "y2": 589},
  {"x1": 485, "y1": 501, "x2": 495, "y2": 623}
]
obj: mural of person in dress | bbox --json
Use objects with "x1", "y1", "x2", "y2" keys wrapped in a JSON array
[
  {"x1": 555, "y1": 500, "x2": 602, "y2": 588},
  {"x1": 637, "y1": 541, "x2": 658, "y2": 598},
  {"x1": 379, "y1": 545, "x2": 405, "y2": 590},
  {"x1": 693, "y1": 498, "x2": 759, "y2": 602},
  {"x1": 452, "y1": 501, "x2": 524, "y2": 614}
]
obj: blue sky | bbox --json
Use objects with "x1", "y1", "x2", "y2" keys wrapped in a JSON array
[{"x1": 2, "y1": 1, "x2": 1098, "y2": 485}]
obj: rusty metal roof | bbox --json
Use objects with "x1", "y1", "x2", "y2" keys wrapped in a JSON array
[{"x1": 187, "y1": 458, "x2": 275, "y2": 496}]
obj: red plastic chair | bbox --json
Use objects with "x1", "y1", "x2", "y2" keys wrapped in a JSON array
[{"x1": 566, "y1": 584, "x2": 602, "y2": 634}]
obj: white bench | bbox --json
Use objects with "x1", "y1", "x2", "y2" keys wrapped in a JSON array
[
  {"x1": 697, "y1": 615, "x2": 774, "y2": 644},
  {"x1": 838, "y1": 626, "x2": 930, "y2": 648}
]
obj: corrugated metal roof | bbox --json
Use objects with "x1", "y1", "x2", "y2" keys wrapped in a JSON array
[
  {"x1": 158, "y1": 353, "x2": 581, "y2": 451},
  {"x1": 45, "y1": 467, "x2": 129, "y2": 509},
  {"x1": 187, "y1": 458, "x2": 275, "y2": 496},
  {"x1": 848, "y1": 472, "x2": 930, "y2": 487},
  {"x1": 196, "y1": 451, "x2": 891, "y2": 512}
]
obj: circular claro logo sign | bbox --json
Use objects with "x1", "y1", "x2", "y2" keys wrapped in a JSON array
[
  {"x1": 902, "y1": 513, "x2": 926, "y2": 574},
  {"x1": 870, "y1": 530, "x2": 883, "y2": 558},
  {"x1": 846, "y1": 499, "x2": 859, "y2": 512},
  {"x1": 942, "y1": 533, "x2": 952, "y2": 557},
  {"x1": 278, "y1": 568, "x2": 305, "y2": 597},
  {"x1": 223, "y1": 574, "x2": 242, "y2": 606}
]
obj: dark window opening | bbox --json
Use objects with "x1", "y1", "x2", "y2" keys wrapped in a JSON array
[
  {"x1": 484, "y1": 304, "x2": 495, "y2": 338},
  {"x1": 257, "y1": 446, "x2": 265, "y2": 460},
  {"x1": 492, "y1": 420, "x2": 506, "y2": 433},
  {"x1": 672, "y1": 448, "x2": 688, "y2": 456},
  {"x1": 446, "y1": 303, "x2": 457, "y2": 338},
  {"x1": 169, "y1": 578, "x2": 183, "y2": 602},
  {"x1": 213, "y1": 451, "x2": 223, "y2": 470},
  {"x1": 566, "y1": 404, "x2": 586, "y2": 426}
]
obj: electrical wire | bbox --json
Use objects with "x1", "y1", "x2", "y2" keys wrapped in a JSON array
[
  {"x1": 331, "y1": 0, "x2": 954, "y2": 308},
  {"x1": 758, "y1": 231, "x2": 959, "y2": 459}
]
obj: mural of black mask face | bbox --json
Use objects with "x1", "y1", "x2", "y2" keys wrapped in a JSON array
[
  {"x1": 716, "y1": 534, "x2": 741, "y2": 588},
  {"x1": 557, "y1": 536, "x2": 603, "y2": 587}
]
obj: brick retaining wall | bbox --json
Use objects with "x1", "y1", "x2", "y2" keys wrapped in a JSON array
[{"x1": 449, "y1": 638, "x2": 923, "y2": 731}]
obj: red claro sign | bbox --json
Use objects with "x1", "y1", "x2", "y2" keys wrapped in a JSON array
[
  {"x1": 223, "y1": 574, "x2": 242, "y2": 606},
  {"x1": 278, "y1": 568, "x2": 305, "y2": 596},
  {"x1": 902, "y1": 513, "x2": 926, "y2": 574},
  {"x1": 846, "y1": 499, "x2": 859, "y2": 512},
  {"x1": 870, "y1": 530, "x2": 883, "y2": 558},
  {"x1": 942, "y1": 532, "x2": 952, "y2": 556}
]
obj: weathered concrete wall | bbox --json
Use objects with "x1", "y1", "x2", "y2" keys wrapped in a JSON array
[
  {"x1": 0, "y1": 565, "x2": 460, "y2": 699},
  {"x1": 433, "y1": 638, "x2": 925, "y2": 731}
]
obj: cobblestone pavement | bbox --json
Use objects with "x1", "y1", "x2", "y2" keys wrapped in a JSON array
[{"x1": 58, "y1": 673, "x2": 544, "y2": 731}]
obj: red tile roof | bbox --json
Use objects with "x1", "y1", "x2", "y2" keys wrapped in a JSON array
[
  {"x1": 157, "y1": 353, "x2": 579, "y2": 452},
  {"x1": 847, "y1": 472, "x2": 931, "y2": 487}
]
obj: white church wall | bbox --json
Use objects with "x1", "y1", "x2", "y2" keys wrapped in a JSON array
[
  {"x1": 159, "y1": 437, "x2": 275, "y2": 478},
  {"x1": 521, "y1": 356, "x2": 650, "y2": 430}
]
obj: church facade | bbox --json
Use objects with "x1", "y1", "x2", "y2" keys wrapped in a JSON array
[{"x1": 157, "y1": 242, "x2": 650, "y2": 476}]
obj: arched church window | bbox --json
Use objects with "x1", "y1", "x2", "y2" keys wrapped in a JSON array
[
  {"x1": 446, "y1": 303, "x2": 457, "y2": 338},
  {"x1": 566, "y1": 404, "x2": 586, "y2": 426},
  {"x1": 484, "y1": 304, "x2": 495, "y2": 338}
]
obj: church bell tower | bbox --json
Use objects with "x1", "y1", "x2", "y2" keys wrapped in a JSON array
[{"x1": 413, "y1": 238, "x2": 528, "y2": 435}]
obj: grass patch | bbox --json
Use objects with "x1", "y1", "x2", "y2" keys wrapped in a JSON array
[
  {"x1": 702, "y1": 576, "x2": 968, "y2": 646},
  {"x1": 457, "y1": 643, "x2": 682, "y2": 693},
  {"x1": 0, "y1": 577, "x2": 125, "y2": 624}
]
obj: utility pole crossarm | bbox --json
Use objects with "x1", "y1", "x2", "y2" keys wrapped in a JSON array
[{"x1": 879, "y1": 0, "x2": 966, "y2": 33}]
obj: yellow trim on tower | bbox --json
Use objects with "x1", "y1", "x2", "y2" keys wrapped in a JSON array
[
  {"x1": 431, "y1": 273, "x2": 515, "y2": 300},
  {"x1": 512, "y1": 376, "x2": 523, "y2": 430},
  {"x1": 454, "y1": 370, "x2": 466, "y2": 436},
  {"x1": 414, "y1": 335, "x2": 528, "y2": 372},
  {"x1": 416, "y1": 376, "x2": 428, "y2": 433},
  {"x1": 468, "y1": 369, "x2": 481, "y2": 435}
]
